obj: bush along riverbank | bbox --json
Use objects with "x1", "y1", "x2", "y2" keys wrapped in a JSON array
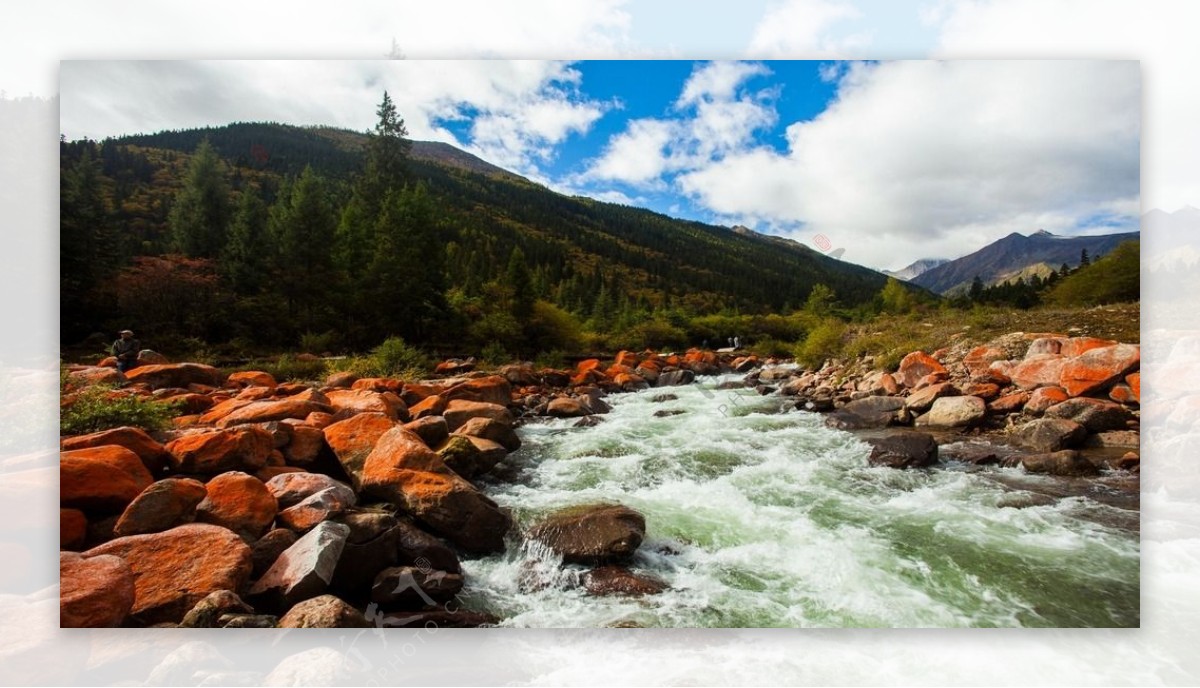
[{"x1": 59, "y1": 335, "x2": 1137, "y2": 628}]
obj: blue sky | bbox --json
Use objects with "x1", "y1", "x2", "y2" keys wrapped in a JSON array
[{"x1": 60, "y1": 59, "x2": 1139, "y2": 270}]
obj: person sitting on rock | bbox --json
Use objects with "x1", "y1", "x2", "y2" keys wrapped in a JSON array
[{"x1": 111, "y1": 329, "x2": 141, "y2": 373}]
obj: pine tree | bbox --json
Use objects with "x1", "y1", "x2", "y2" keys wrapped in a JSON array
[
  {"x1": 505, "y1": 247, "x2": 534, "y2": 322},
  {"x1": 804, "y1": 283, "x2": 837, "y2": 316},
  {"x1": 169, "y1": 140, "x2": 232, "y2": 258},
  {"x1": 271, "y1": 166, "x2": 336, "y2": 332},
  {"x1": 1080, "y1": 248, "x2": 1091, "y2": 268},
  {"x1": 221, "y1": 188, "x2": 271, "y2": 295},
  {"x1": 969, "y1": 275, "x2": 985, "y2": 301},
  {"x1": 61, "y1": 145, "x2": 119, "y2": 338}
]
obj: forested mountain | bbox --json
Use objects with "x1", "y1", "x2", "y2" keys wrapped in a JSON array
[
  {"x1": 911, "y1": 229, "x2": 1139, "y2": 295},
  {"x1": 61, "y1": 115, "x2": 897, "y2": 356}
]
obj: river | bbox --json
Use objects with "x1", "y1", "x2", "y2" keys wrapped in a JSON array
[{"x1": 459, "y1": 375, "x2": 1139, "y2": 627}]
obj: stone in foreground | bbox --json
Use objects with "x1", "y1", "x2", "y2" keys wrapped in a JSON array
[{"x1": 527, "y1": 503, "x2": 646, "y2": 565}]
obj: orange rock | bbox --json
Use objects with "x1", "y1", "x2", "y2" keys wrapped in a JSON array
[
  {"x1": 442, "y1": 376, "x2": 512, "y2": 406},
  {"x1": 114, "y1": 477, "x2": 208, "y2": 537},
  {"x1": 322, "y1": 412, "x2": 397, "y2": 487},
  {"x1": 1126, "y1": 372, "x2": 1140, "y2": 402},
  {"x1": 1109, "y1": 384, "x2": 1137, "y2": 405},
  {"x1": 99, "y1": 356, "x2": 119, "y2": 368},
  {"x1": 196, "y1": 471, "x2": 278, "y2": 541},
  {"x1": 60, "y1": 552, "x2": 135, "y2": 628},
  {"x1": 443, "y1": 400, "x2": 513, "y2": 432},
  {"x1": 1060, "y1": 337, "x2": 1118, "y2": 358},
  {"x1": 67, "y1": 366, "x2": 126, "y2": 388},
  {"x1": 215, "y1": 398, "x2": 332, "y2": 428},
  {"x1": 325, "y1": 388, "x2": 406, "y2": 420},
  {"x1": 409, "y1": 394, "x2": 447, "y2": 420},
  {"x1": 399, "y1": 382, "x2": 442, "y2": 406},
  {"x1": 164, "y1": 427, "x2": 274, "y2": 474},
  {"x1": 61, "y1": 426, "x2": 170, "y2": 475},
  {"x1": 161, "y1": 392, "x2": 213, "y2": 414},
  {"x1": 1059, "y1": 344, "x2": 1140, "y2": 397},
  {"x1": 963, "y1": 346, "x2": 1006, "y2": 376},
  {"x1": 198, "y1": 397, "x2": 257, "y2": 425},
  {"x1": 577, "y1": 359, "x2": 601, "y2": 374},
  {"x1": 235, "y1": 385, "x2": 275, "y2": 401},
  {"x1": 283, "y1": 425, "x2": 326, "y2": 466},
  {"x1": 83, "y1": 523, "x2": 253, "y2": 624},
  {"x1": 124, "y1": 363, "x2": 223, "y2": 390},
  {"x1": 61, "y1": 446, "x2": 155, "y2": 513},
  {"x1": 351, "y1": 377, "x2": 404, "y2": 393},
  {"x1": 324, "y1": 371, "x2": 359, "y2": 389},
  {"x1": 226, "y1": 371, "x2": 278, "y2": 389},
  {"x1": 613, "y1": 372, "x2": 647, "y2": 390},
  {"x1": 897, "y1": 352, "x2": 947, "y2": 388},
  {"x1": 1024, "y1": 386, "x2": 1070, "y2": 415},
  {"x1": 988, "y1": 392, "x2": 1030, "y2": 414},
  {"x1": 304, "y1": 411, "x2": 336, "y2": 428},
  {"x1": 964, "y1": 382, "x2": 1000, "y2": 400},
  {"x1": 61, "y1": 508, "x2": 87, "y2": 550},
  {"x1": 1008, "y1": 354, "x2": 1067, "y2": 390},
  {"x1": 615, "y1": 351, "x2": 639, "y2": 368}
]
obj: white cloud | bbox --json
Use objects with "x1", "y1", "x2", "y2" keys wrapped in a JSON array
[
  {"x1": 746, "y1": 0, "x2": 866, "y2": 57},
  {"x1": 579, "y1": 60, "x2": 776, "y2": 189},
  {"x1": 60, "y1": 60, "x2": 610, "y2": 179},
  {"x1": 676, "y1": 60, "x2": 1140, "y2": 269},
  {"x1": 926, "y1": 0, "x2": 1198, "y2": 214}
]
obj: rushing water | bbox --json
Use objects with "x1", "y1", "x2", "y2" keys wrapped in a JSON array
[{"x1": 460, "y1": 375, "x2": 1139, "y2": 628}]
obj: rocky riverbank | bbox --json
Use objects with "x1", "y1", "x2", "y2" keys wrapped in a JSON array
[{"x1": 59, "y1": 335, "x2": 1138, "y2": 628}]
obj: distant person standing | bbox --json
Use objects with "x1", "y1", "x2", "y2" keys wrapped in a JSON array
[
  {"x1": 734, "y1": 336, "x2": 741, "y2": 349},
  {"x1": 111, "y1": 329, "x2": 140, "y2": 373}
]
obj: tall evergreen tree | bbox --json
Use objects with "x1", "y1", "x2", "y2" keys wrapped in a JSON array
[
  {"x1": 168, "y1": 140, "x2": 232, "y2": 258},
  {"x1": 506, "y1": 247, "x2": 534, "y2": 322},
  {"x1": 61, "y1": 145, "x2": 118, "y2": 338},
  {"x1": 969, "y1": 275, "x2": 985, "y2": 301},
  {"x1": 1080, "y1": 248, "x2": 1091, "y2": 268},
  {"x1": 270, "y1": 166, "x2": 336, "y2": 332},
  {"x1": 220, "y1": 188, "x2": 271, "y2": 295}
]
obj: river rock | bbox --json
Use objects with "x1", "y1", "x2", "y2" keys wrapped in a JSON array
[
  {"x1": 61, "y1": 508, "x2": 87, "y2": 550},
  {"x1": 1008, "y1": 354, "x2": 1068, "y2": 391},
  {"x1": 1024, "y1": 386, "x2": 1070, "y2": 415},
  {"x1": 915, "y1": 396, "x2": 986, "y2": 427},
  {"x1": 325, "y1": 388, "x2": 408, "y2": 421},
  {"x1": 360, "y1": 427, "x2": 511, "y2": 552},
  {"x1": 442, "y1": 375, "x2": 512, "y2": 407},
  {"x1": 124, "y1": 363, "x2": 223, "y2": 390},
  {"x1": 454, "y1": 416, "x2": 521, "y2": 452},
  {"x1": 321, "y1": 412, "x2": 396, "y2": 488},
  {"x1": 216, "y1": 398, "x2": 333, "y2": 428},
  {"x1": 1084, "y1": 430, "x2": 1141, "y2": 448},
  {"x1": 897, "y1": 351, "x2": 946, "y2": 388},
  {"x1": 826, "y1": 396, "x2": 907, "y2": 430},
  {"x1": 278, "y1": 487, "x2": 356, "y2": 533},
  {"x1": 582, "y1": 565, "x2": 667, "y2": 597},
  {"x1": 443, "y1": 400, "x2": 513, "y2": 431},
  {"x1": 249, "y1": 521, "x2": 349, "y2": 608},
  {"x1": 61, "y1": 445, "x2": 155, "y2": 513},
  {"x1": 281, "y1": 425, "x2": 325, "y2": 466},
  {"x1": 546, "y1": 397, "x2": 589, "y2": 418},
  {"x1": 113, "y1": 477, "x2": 208, "y2": 537},
  {"x1": 265, "y1": 472, "x2": 355, "y2": 509},
  {"x1": 656, "y1": 369, "x2": 695, "y2": 387},
  {"x1": 61, "y1": 426, "x2": 170, "y2": 474},
  {"x1": 1015, "y1": 418, "x2": 1087, "y2": 452},
  {"x1": 437, "y1": 434, "x2": 506, "y2": 480},
  {"x1": 963, "y1": 346, "x2": 1007, "y2": 376},
  {"x1": 83, "y1": 523, "x2": 254, "y2": 624},
  {"x1": 165, "y1": 427, "x2": 274, "y2": 474},
  {"x1": 60, "y1": 552, "x2": 136, "y2": 628},
  {"x1": 1020, "y1": 450, "x2": 1100, "y2": 477},
  {"x1": 988, "y1": 391, "x2": 1030, "y2": 414},
  {"x1": 392, "y1": 518, "x2": 462, "y2": 575},
  {"x1": 1043, "y1": 397, "x2": 1133, "y2": 432},
  {"x1": 904, "y1": 382, "x2": 959, "y2": 413},
  {"x1": 403, "y1": 416, "x2": 450, "y2": 449},
  {"x1": 527, "y1": 503, "x2": 646, "y2": 565},
  {"x1": 278, "y1": 594, "x2": 370, "y2": 628},
  {"x1": 1060, "y1": 343, "x2": 1140, "y2": 397},
  {"x1": 370, "y1": 566, "x2": 464, "y2": 607},
  {"x1": 251, "y1": 528, "x2": 298, "y2": 577},
  {"x1": 865, "y1": 431, "x2": 938, "y2": 469},
  {"x1": 179, "y1": 590, "x2": 253, "y2": 628},
  {"x1": 195, "y1": 471, "x2": 278, "y2": 541}
]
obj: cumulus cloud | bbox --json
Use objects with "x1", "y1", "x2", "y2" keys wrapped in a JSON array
[
  {"x1": 60, "y1": 60, "x2": 610, "y2": 178},
  {"x1": 676, "y1": 60, "x2": 1140, "y2": 269},
  {"x1": 746, "y1": 0, "x2": 869, "y2": 57},
  {"x1": 580, "y1": 60, "x2": 776, "y2": 187}
]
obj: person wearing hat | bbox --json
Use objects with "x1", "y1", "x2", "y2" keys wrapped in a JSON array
[{"x1": 111, "y1": 330, "x2": 141, "y2": 373}]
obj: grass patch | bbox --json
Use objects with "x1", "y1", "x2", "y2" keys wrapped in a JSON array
[{"x1": 61, "y1": 385, "x2": 181, "y2": 435}]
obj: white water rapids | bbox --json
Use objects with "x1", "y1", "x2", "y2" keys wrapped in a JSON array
[{"x1": 459, "y1": 375, "x2": 1139, "y2": 627}]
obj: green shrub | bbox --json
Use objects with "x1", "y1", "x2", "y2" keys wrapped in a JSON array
[
  {"x1": 372, "y1": 337, "x2": 430, "y2": 376},
  {"x1": 533, "y1": 349, "x2": 569, "y2": 369},
  {"x1": 750, "y1": 337, "x2": 795, "y2": 359},
  {"x1": 480, "y1": 341, "x2": 510, "y2": 367},
  {"x1": 61, "y1": 386, "x2": 181, "y2": 435},
  {"x1": 258, "y1": 354, "x2": 328, "y2": 382},
  {"x1": 299, "y1": 330, "x2": 341, "y2": 355},
  {"x1": 795, "y1": 318, "x2": 847, "y2": 369}
]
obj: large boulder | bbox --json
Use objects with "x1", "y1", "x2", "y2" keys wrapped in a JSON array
[
  {"x1": 442, "y1": 376, "x2": 512, "y2": 407},
  {"x1": 963, "y1": 346, "x2": 1006, "y2": 377},
  {"x1": 60, "y1": 552, "x2": 136, "y2": 628},
  {"x1": 1020, "y1": 450, "x2": 1101, "y2": 477},
  {"x1": 655, "y1": 369, "x2": 695, "y2": 387},
  {"x1": 825, "y1": 396, "x2": 907, "y2": 430},
  {"x1": 370, "y1": 566, "x2": 463, "y2": 607},
  {"x1": 124, "y1": 363, "x2": 223, "y2": 390},
  {"x1": 443, "y1": 400, "x2": 513, "y2": 432},
  {"x1": 865, "y1": 431, "x2": 938, "y2": 469},
  {"x1": 546, "y1": 397, "x2": 590, "y2": 418},
  {"x1": 1024, "y1": 386, "x2": 1070, "y2": 415},
  {"x1": 454, "y1": 416, "x2": 520, "y2": 452},
  {"x1": 403, "y1": 416, "x2": 450, "y2": 449},
  {"x1": 61, "y1": 445, "x2": 155, "y2": 514},
  {"x1": 527, "y1": 503, "x2": 646, "y2": 565},
  {"x1": 1043, "y1": 397, "x2": 1134, "y2": 433},
  {"x1": 265, "y1": 472, "x2": 355, "y2": 510},
  {"x1": 278, "y1": 594, "x2": 370, "y2": 628},
  {"x1": 583, "y1": 566, "x2": 667, "y2": 597},
  {"x1": 359, "y1": 427, "x2": 511, "y2": 553},
  {"x1": 897, "y1": 352, "x2": 946, "y2": 388},
  {"x1": 1059, "y1": 343, "x2": 1140, "y2": 397},
  {"x1": 226, "y1": 370, "x2": 277, "y2": 388},
  {"x1": 83, "y1": 523, "x2": 254, "y2": 624},
  {"x1": 250, "y1": 528, "x2": 298, "y2": 577},
  {"x1": 915, "y1": 396, "x2": 987, "y2": 428},
  {"x1": 195, "y1": 471, "x2": 278, "y2": 541},
  {"x1": 321, "y1": 412, "x2": 396, "y2": 488},
  {"x1": 325, "y1": 388, "x2": 408, "y2": 421},
  {"x1": 216, "y1": 398, "x2": 332, "y2": 428},
  {"x1": 277, "y1": 487, "x2": 355, "y2": 533},
  {"x1": 437, "y1": 434, "x2": 505, "y2": 480},
  {"x1": 61, "y1": 508, "x2": 87, "y2": 550},
  {"x1": 178, "y1": 590, "x2": 254, "y2": 628},
  {"x1": 164, "y1": 427, "x2": 274, "y2": 474},
  {"x1": 281, "y1": 424, "x2": 326, "y2": 466},
  {"x1": 248, "y1": 521, "x2": 350, "y2": 608},
  {"x1": 113, "y1": 477, "x2": 208, "y2": 537},
  {"x1": 1015, "y1": 418, "x2": 1087, "y2": 452},
  {"x1": 60, "y1": 426, "x2": 170, "y2": 474},
  {"x1": 1008, "y1": 354, "x2": 1068, "y2": 390},
  {"x1": 904, "y1": 382, "x2": 959, "y2": 413}
]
